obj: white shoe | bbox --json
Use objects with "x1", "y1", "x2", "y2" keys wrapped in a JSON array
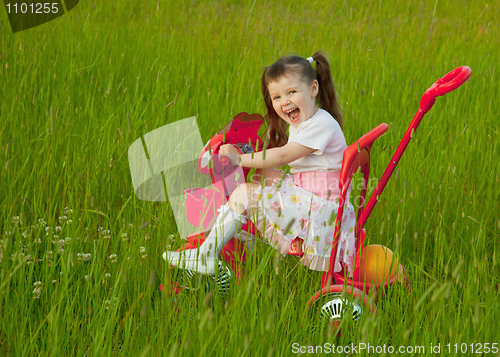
[
  {"x1": 163, "y1": 204, "x2": 247, "y2": 274},
  {"x1": 163, "y1": 249, "x2": 219, "y2": 275}
]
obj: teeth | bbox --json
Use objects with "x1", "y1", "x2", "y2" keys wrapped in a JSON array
[{"x1": 285, "y1": 108, "x2": 297, "y2": 114}]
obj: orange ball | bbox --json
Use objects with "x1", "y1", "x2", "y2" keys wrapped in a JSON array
[{"x1": 358, "y1": 244, "x2": 400, "y2": 284}]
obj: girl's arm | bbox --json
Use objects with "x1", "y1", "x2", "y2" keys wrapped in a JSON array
[{"x1": 220, "y1": 142, "x2": 315, "y2": 169}]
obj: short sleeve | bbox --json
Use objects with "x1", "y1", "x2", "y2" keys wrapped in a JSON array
[{"x1": 289, "y1": 120, "x2": 331, "y2": 155}]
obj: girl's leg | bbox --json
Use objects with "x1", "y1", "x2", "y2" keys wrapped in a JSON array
[
  {"x1": 226, "y1": 182, "x2": 260, "y2": 215},
  {"x1": 163, "y1": 201, "x2": 248, "y2": 274},
  {"x1": 163, "y1": 182, "x2": 259, "y2": 275},
  {"x1": 164, "y1": 171, "x2": 283, "y2": 274},
  {"x1": 226, "y1": 168, "x2": 283, "y2": 214}
]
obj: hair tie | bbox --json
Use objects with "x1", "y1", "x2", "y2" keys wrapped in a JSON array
[{"x1": 306, "y1": 57, "x2": 314, "y2": 64}]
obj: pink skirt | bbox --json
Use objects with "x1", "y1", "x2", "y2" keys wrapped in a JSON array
[
  {"x1": 250, "y1": 171, "x2": 356, "y2": 275},
  {"x1": 293, "y1": 171, "x2": 350, "y2": 202}
]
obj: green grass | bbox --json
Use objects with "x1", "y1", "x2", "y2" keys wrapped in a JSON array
[{"x1": 1, "y1": 0, "x2": 499, "y2": 355}]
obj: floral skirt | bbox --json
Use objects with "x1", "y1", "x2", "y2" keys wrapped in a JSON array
[{"x1": 249, "y1": 172, "x2": 356, "y2": 275}]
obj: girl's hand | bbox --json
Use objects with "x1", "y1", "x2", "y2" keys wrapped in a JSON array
[{"x1": 219, "y1": 144, "x2": 241, "y2": 165}]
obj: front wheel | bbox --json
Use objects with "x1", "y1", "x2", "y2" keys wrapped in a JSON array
[{"x1": 164, "y1": 259, "x2": 235, "y2": 319}]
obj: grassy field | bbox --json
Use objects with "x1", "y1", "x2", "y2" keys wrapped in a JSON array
[{"x1": 1, "y1": 0, "x2": 499, "y2": 355}]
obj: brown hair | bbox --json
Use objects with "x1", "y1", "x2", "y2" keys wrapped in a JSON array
[{"x1": 261, "y1": 51, "x2": 344, "y2": 148}]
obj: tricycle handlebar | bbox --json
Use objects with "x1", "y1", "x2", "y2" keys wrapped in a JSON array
[{"x1": 420, "y1": 66, "x2": 471, "y2": 113}]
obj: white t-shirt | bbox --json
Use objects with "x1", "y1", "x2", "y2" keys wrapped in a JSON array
[{"x1": 288, "y1": 109, "x2": 347, "y2": 173}]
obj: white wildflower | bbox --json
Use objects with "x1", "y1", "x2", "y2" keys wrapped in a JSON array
[
  {"x1": 33, "y1": 288, "x2": 42, "y2": 299},
  {"x1": 37, "y1": 218, "x2": 47, "y2": 228},
  {"x1": 33, "y1": 281, "x2": 43, "y2": 299},
  {"x1": 78, "y1": 253, "x2": 92, "y2": 261},
  {"x1": 105, "y1": 297, "x2": 119, "y2": 310}
]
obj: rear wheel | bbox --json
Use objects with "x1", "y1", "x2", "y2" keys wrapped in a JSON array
[{"x1": 309, "y1": 285, "x2": 376, "y2": 333}]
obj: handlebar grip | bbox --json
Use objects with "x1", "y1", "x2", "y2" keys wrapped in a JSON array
[
  {"x1": 435, "y1": 66, "x2": 471, "y2": 96},
  {"x1": 420, "y1": 66, "x2": 471, "y2": 112}
]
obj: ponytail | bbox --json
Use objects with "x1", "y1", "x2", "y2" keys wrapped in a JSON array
[{"x1": 311, "y1": 51, "x2": 344, "y2": 130}]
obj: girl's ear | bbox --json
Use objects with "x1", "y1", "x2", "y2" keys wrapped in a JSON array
[{"x1": 311, "y1": 80, "x2": 319, "y2": 98}]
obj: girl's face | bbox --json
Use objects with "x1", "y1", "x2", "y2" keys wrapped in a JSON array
[{"x1": 268, "y1": 73, "x2": 319, "y2": 128}]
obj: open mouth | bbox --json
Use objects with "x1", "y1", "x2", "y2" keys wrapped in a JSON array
[{"x1": 285, "y1": 107, "x2": 301, "y2": 122}]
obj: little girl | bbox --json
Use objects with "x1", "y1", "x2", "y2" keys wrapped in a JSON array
[{"x1": 164, "y1": 51, "x2": 356, "y2": 276}]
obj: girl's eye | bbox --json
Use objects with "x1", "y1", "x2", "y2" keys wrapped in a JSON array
[
  {"x1": 273, "y1": 96, "x2": 280, "y2": 101},
  {"x1": 290, "y1": 91, "x2": 296, "y2": 94}
]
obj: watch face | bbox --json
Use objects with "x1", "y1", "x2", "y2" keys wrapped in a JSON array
[{"x1": 234, "y1": 143, "x2": 254, "y2": 154}]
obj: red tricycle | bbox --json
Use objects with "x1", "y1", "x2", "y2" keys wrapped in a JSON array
[{"x1": 156, "y1": 66, "x2": 471, "y2": 328}]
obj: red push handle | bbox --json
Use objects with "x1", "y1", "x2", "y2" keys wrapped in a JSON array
[{"x1": 420, "y1": 66, "x2": 471, "y2": 112}]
